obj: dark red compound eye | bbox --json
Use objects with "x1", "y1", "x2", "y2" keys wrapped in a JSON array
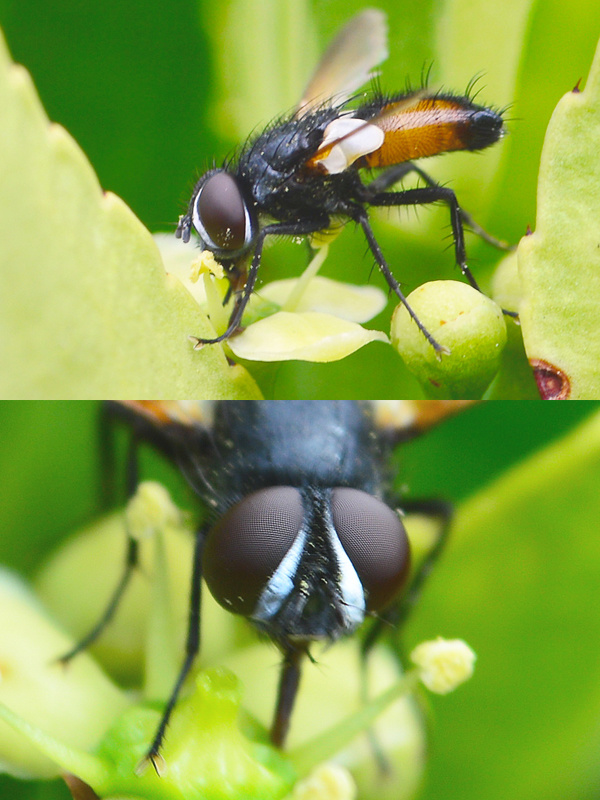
[
  {"x1": 194, "y1": 171, "x2": 248, "y2": 252},
  {"x1": 331, "y1": 488, "x2": 410, "y2": 612},
  {"x1": 203, "y1": 486, "x2": 305, "y2": 616}
]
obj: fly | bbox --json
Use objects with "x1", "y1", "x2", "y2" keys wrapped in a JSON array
[
  {"x1": 58, "y1": 400, "x2": 457, "y2": 765},
  {"x1": 177, "y1": 10, "x2": 507, "y2": 353}
]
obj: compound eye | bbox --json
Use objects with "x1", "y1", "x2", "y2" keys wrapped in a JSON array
[
  {"x1": 203, "y1": 487, "x2": 304, "y2": 616},
  {"x1": 331, "y1": 488, "x2": 410, "y2": 612},
  {"x1": 193, "y1": 171, "x2": 249, "y2": 252}
]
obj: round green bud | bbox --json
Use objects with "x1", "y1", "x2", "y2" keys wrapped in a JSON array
[{"x1": 391, "y1": 281, "x2": 507, "y2": 399}]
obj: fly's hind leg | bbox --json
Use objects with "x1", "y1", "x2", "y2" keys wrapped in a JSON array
[
  {"x1": 363, "y1": 165, "x2": 518, "y2": 320},
  {"x1": 367, "y1": 161, "x2": 513, "y2": 253}
]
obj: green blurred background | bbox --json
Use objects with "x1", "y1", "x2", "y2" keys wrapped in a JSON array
[
  {"x1": 2, "y1": 401, "x2": 600, "y2": 800},
  {"x1": 1, "y1": 0, "x2": 598, "y2": 397}
]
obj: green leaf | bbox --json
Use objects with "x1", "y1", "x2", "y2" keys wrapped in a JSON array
[
  {"x1": 0, "y1": 30, "x2": 260, "y2": 399},
  {"x1": 517, "y1": 36, "x2": 600, "y2": 399},
  {"x1": 412, "y1": 408, "x2": 600, "y2": 800}
]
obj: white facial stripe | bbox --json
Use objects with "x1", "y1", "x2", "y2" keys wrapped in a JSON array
[
  {"x1": 243, "y1": 202, "x2": 253, "y2": 246},
  {"x1": 251, "y1": 500, "x2": 366, "y2": 633},
  {"x1": 252, "y1": 525, "x2": 309, "y2": 622},
  {"x1": 329, "y1": 530, "x2": 366, "y2": 630}
]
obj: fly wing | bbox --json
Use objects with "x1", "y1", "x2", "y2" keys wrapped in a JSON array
[
  {"x1": 373, "y1": 400, "x2": 477, "y2": 445},
  {"x1": 116, "y1": 401, "x2": 214, "y2": 429},
  {"x1": 296, "y1": 8, "x2": 388, "y2": 115}
]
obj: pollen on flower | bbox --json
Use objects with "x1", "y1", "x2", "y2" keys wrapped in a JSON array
[
  {"x1": 125, "y1": 481, "x2": 181, "y2": 541},
  {"x1": 410, "y1": 637, "x2": 476, "y2": 694},
  {"x1": 292, "y1": 763, "x2": 357, "y2": 800},
  {"x1": 189, "y1": 250, "x2": 225, "y2": 283},
  {"x1": 308, "y1": 226, "x2": 343, "y2": 249}
]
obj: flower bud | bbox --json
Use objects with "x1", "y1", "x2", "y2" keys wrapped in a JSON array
[
  {"x1": 410, "y1": 637, "x2": 476, "y2": 694},
  {"x1": 391, "y1": 281, "x2": 507, "y2": 398}
]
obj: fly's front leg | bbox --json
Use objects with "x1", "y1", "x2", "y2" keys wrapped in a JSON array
[
  {"x1": 141, "y1": 525, "x2": 206, "y2": 772},
  {"x1": 189, "y1": 245, "x2": 266, "y2": 348},
  {"x1": 270, "y1": 644, "x2": 307, "y2": 748},
  {"x1": 191, "y1": 215, "x2": 330, "y2": 348}
]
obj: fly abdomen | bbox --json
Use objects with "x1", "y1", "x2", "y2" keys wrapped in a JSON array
[{"x1": 361, "y1": 94, "x2": 504, "y2": 167}]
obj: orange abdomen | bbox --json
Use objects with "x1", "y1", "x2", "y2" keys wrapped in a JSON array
[{"x1": 363, "y1": 96, "x2": 503, "y2": 167}]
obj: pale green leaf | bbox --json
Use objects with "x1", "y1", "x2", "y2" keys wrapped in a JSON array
[
  {"x1": 517, "y1": 36, "x2": 600, "y2": 399},
  {"x1": 0, "y1": 32, "x2": 260, "y2": 399},
  {"x1": 0, "y1": 569, "x2": 128, "y2": 780}
]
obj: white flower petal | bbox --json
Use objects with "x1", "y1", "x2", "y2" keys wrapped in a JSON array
[{"x1": 228, "y1": 311, "x2": 388, "y2": 362}]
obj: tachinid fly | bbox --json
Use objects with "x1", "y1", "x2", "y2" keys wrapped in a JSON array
[
  {"x1": 60, "y1": 400, "x2": 457, "y2": 763},
  {"x1": 177, "y1": 10, "x2": 506, "y2": 353}
]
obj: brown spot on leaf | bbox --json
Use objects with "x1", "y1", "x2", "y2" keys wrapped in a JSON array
[{"x1": 531, "y1": 359, "x2": 571, "y2": 399}]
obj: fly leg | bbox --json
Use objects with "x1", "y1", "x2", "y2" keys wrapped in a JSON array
[
  {"x1": 366, "y1": 183, "x2": 485, "y2": 293},
  {"x1": 141, "y1": 525, "x2": 206, "y2": 772},
  {"x1": 367, "y1": 162, "x2": 513, "y2": 252},
  {"x1": 57, "y1": 405, "x2": 141, "y2": 664},
  {"x1": 191, "y1": 215, "x2": 330, "y2": 348},
  {"x1": 364, "y1": 176, "x2": 518, "y2": 320},
  {"x1": 270, "y1": 643, "x2": 307, "y2": 748},
  {"x1": 354, "y1": 208, "x2": 447, "y2": 353}
]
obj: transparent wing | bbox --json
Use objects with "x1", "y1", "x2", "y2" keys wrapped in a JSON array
[
  {"x1": 296, "y1": 8, "x2": 388, "y2": 115},
  {"x1": 116, "y1": 401, "x2": 214, "y2": 429},
  {"x1": 372, "y1": 400, "x2": 477, "y2": 444}
]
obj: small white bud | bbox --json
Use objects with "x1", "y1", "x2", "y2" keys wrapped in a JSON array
[
  {"x1": 410, "y1": 637, "x2": 476, "y2": 694},
  {"x1": 125, "y1": 481, "x2": 181, "y2": 541},
  {"x1": 292, "y1": 763, "x2": 357, "y2": 800}
]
